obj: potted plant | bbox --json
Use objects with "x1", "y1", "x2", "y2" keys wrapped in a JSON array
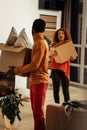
[{"x1": 0, "y1": 91, "x2": 23, "y2": 127}]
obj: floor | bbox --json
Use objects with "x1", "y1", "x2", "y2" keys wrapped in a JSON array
[{"x1": 0, "y1": 85, "x2": 87, "y2": 130}]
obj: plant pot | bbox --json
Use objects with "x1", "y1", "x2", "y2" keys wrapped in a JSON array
[{"x1": 4, "y1": 115, "x2": 19, "y2": 130}]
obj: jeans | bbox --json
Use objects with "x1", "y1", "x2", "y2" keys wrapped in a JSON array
[{"x1": 51, "y1": 69, "x2": 70, "y2": 103}]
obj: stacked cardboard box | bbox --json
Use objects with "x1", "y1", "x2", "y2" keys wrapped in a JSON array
[{"x1": 0, "y1": 43, "x2": 31, "y2": 73}]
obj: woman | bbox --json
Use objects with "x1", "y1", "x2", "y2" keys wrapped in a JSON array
[{"x1": 51, "y1": 28, "x2": 72, "y2": 103}]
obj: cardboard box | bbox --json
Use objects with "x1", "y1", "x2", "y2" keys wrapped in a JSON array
[
  {"x1": 50, "y1": 41, "x2": 77, "y2": 63},
  {"x1": 0, "y1": 43, "x2": 31, "y2": 73}
]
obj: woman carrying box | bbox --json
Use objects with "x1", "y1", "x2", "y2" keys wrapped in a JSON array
[{"x1": 51, "y1": 28, "x2": 73, "y2": 103}]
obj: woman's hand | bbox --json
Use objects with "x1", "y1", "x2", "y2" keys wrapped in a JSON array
[
  {"x1": 49, "y1": 47, "x2": 57, "y2": 56},
  {"x1": 52, "y1": 50, "x2": 57, "y2": 56},
  {"x1": 70, "y1": 55, "x2": 76, "y2": 61}
]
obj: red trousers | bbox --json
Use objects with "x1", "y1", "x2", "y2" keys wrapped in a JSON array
[{"x1": 30, "y1": 83, "x2": 48, "y2": 130}]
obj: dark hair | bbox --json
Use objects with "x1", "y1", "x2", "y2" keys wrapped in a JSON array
[
  {"x1": 32, "y1": 19, "x2": 46, "y2": 33},
  {"x1": 52, "y1": 28, "x2": 72, "y2": 43}
]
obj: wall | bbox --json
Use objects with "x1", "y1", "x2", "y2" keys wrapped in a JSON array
[
  {"x1": 0, "y1": 0, "x2": 61, "y2": 89},
  {"x1": 0, "y1": 0, "x2": 61, "y2": 43},
  {"x1": 0, "y1": 0, "x2": 38, "y2": 43}
]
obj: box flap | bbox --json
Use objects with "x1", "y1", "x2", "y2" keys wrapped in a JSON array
[
  {"x1": 0, "y1": 43, "x2": 25, "y2": 52},
  {"x1": 0, "y1": 43, "x2": 5, "y2": 50}
]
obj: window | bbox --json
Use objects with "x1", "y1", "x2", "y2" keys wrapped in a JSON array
[
  {"x1": 70, "y1": 0, "x2": 87, "y2": 88},
  {"x1": 38, "y1": 0, "x2": 64, "y2": 11}
]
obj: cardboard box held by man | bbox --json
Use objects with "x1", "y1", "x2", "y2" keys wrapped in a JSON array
[{"x1": 0, "y1": 28, "x2": 32, "y2": 75}]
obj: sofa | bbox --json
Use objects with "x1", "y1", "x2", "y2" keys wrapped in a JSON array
[{"x1": 46, "y1": 101, "x2": 87, "y2": 130}]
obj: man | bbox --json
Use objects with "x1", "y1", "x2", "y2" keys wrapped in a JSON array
[{"x1": 14, "y1": 19, "x2": 49, "y2": 130}]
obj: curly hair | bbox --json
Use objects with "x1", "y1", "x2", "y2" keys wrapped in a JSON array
[{"x1": 52, "y1": 28, "x2": 72, "y2": 43}]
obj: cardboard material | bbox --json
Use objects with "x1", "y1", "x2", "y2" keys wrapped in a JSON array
[
  {"x1": 0, "y1": 43, "x2": 31, "y2": 73},
  {"x1": 50, "y1": 41, "x2": 77, "y2": 63}
]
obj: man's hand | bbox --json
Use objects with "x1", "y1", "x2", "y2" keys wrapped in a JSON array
[{"x1": 13, "y1": 67, "x2": 22, "y2": 75}]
